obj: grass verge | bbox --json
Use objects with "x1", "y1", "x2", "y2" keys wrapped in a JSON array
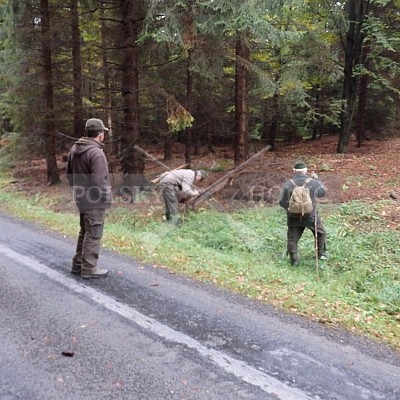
[{"x1": 0, "y1": 174, "x2": 399, "y2": 351}]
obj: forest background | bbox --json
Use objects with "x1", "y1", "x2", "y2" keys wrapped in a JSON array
[
  {"x1": 0, "y1": 1, "x2": 400, "y2": 351},
  {"x1": 0, "y1": 0, "x2": 400, "y2": 182}
]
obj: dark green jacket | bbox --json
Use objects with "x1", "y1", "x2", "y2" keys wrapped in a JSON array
[{"x1": 66, "y1": 138, "x2": 112, "y2": 211}]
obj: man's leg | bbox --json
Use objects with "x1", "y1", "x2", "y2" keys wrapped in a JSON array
[
  {"x1": 287, "y1": 225, "x2": 305, "y2": 266},
  {"x1": 81, "y1": 208, "x2": 108, "y2": 278},
  {"x1": 162, "y1": 186, "x2": 180, "y2": 223},
  {"x1": 71, "y1": 213, "x2": 85, "y2": 274},
  {"x1": 316, "y1": 220, "x2": 328, "y2": 258}
]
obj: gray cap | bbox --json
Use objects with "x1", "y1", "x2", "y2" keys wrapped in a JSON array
[
  {"x1": 85, "y1": 118, "x2": 108, "y2": 132},
  {"x1": 196, "y1": 170, "x2": 208, "y2": 179}
]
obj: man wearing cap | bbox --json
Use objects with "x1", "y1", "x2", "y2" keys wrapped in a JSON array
[
  {"x1": 66, "y1": 118, "x2": 111, "y2": 278},
  {"x1": 279, "y1": 160, "x2": 328, "y2": 267},
  {"x1": 159, "y1": 169, "x2": 207, "y2": 224}
]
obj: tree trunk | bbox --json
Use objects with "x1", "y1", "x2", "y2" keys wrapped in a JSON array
[
  {"x1": 120, "y1": 0, "x2": 144, "y2": 178},
  {"x1": 234, "y1": 33, "x2": 250, "y2": 166},
  {"x1": 100, "y1": 1, "x2": 114, "y2": 152},
  {"x1": 206, "y1": 120, "x2": 214, "y2": 153},
  {"x1": 268, "y1": 93, "x2": 279, "y2": 151},
  {"x1": 337, "y1": 49, "x2": 358, "y2": 153},
  {"x1": 263, "y1": 54, "x2": 281, "y2": 150},
  {"x1": 357, "y1": 76, "x2": 367, "y2": 147},
  {"x1": 70, "y1": 0, "x2": 84, "y2": 137},
  {"x1": 164, "y1": 133, "x2": 172, "y2": 160},
  {"x1": 185, "y1": 48, "x2": 193, "y2": 166},
  {"x1": 312, "y1": 89, "x2": 325, "y2": 140},
  {"x1": 337, "y1": 0, "x2": 369, "y2": 153},
  {"x1": 40, "y1": 0, "x2": 59, "y2": 185},
  {"x1": 318, "y1": 90, "x2": 325, "y2": 139},
  {"x1": 357, "y1": 45, "x2": 370, "y2": 147}
]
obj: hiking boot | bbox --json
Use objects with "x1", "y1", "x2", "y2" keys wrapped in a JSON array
[
  {"x1": 291, "y1": 259, "x2": 300, "y2": 267},
  {"x1": 319, "y1": 251, "x2": 330, "y2": 260},
  {"x1": 289, "y1": 253, "x2": 300, "y2": 267},
  {"x1": 71, "y1": 267, "x2": 81, "y2": 275},
  {"x1": 81, "y1": 268, "x2": 109, "y2": 279},
  {"x1": 169, "y1": 216, "x2": 183, "y2": 225},
  {"x1": 71, "y1": 264, "x2": 81, "y2": 275}
]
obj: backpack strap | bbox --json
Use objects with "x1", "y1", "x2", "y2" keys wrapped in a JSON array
[
  {"x1": 290, "y1": 177, "x2": 312, "y2": 188},
  {"x1": 304, "y1": 177, "x2": 312, "y2": 186}
]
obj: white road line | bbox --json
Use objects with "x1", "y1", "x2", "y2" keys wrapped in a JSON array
[{"x1": 0, "y1": 244, "x2": 316, "y2": 400}]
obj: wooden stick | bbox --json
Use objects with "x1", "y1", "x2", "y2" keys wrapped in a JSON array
[
  {"x1": 314, "y1": 204, "x2": 320, "y2": 279},
  {"x1": 150, "y1": 163, "x2": 189, "y2": 184},
  {"x1": 133, "y1": 144, "x2": 189, "y2": 183}
]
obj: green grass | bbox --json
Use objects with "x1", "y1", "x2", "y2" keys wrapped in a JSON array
[{"x1": 0, "y1": 175, "x2": 399, "y2": 351}]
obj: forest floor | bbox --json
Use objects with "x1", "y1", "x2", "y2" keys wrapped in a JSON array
[{"x1": 7, "y1": 134, "x2": 400, "y2": 229}]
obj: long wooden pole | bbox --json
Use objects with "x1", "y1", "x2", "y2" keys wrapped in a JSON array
[
  {"x1": 188, "y1": 145, "x2": 271, "y2": 208},
  {"x1": 133, "y1": 144, "x2": 188, "y2": 182}
]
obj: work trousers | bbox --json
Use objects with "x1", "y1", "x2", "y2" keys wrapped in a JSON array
[
  {"x1": 161, "y1": 184, "x2": 179, "y2": 220},
  {"x1": 72, "y1": 208, "x2": 105, "y2": 272},
  {"x1": 287, "y1": 215, "x2": 327, "y2": 257}
]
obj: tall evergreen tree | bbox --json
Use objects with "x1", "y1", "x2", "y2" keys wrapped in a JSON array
[
  {"x1": 70, "y1": 0, "x2": 84, "y2": 137},
  {"x1": 234, "y1": 32, "x2": 250, "y2": 164},
  {"x1": 337, "y1": 0, "x2": 370, "y2": 153},
  {"x1": 120, "y1": 0, "x2": 144, "y2": 178},
  {"x1": 40, "y1": 0, "x2": 60, "y2": 184}
]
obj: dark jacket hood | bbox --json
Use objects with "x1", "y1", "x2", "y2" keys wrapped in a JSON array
[{"x1": 70, "y1": 137, "x2": 103, "y2": 157}]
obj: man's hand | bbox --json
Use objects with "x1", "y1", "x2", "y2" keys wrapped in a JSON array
[{"x1": 311, "y1": 171, "x2": 319, "y2": 179}]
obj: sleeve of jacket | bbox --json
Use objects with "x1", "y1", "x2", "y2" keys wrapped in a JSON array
[
  {"x1": 279, "y1": 181, "x2": 291, "y2": 209},
  {"x1": 312, "y1": 179, "x2": 326, "y2": 199},
  {"x1": 180, "y1": 171, "x2": 198, "y2": 197}
]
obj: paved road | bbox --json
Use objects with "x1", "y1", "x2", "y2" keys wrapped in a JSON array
[{"x1": 0, "y1": 212, "x2": 399, "y2": 400}]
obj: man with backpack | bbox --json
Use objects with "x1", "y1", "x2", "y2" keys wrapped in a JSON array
[{"x1": 279, "y1": 160, "x2": 328, "y2": 267}]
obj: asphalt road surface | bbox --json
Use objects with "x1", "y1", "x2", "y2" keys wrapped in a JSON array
[{"x1": 0, "y1": 212, "x2": 399, "y2": 400}]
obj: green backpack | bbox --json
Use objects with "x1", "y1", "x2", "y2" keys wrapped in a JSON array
[{"x1": 288, "y1": 178, "x2": 313, "y2": 216}]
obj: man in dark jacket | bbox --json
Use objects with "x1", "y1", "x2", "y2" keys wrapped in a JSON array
[
  {"x1": 66, "y1": 118, "x2": 111, "y2": 279},
  {"x1": 279, "y1": 160, "x2": 328, "y2": 267}
]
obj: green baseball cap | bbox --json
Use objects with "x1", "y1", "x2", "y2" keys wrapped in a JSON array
[
  {"x1": 293, "y1": 160, "x2": 307, "y2": 169},
  {"x1": 85, "y1": 118, "x2": 109, "y2": 132}
]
